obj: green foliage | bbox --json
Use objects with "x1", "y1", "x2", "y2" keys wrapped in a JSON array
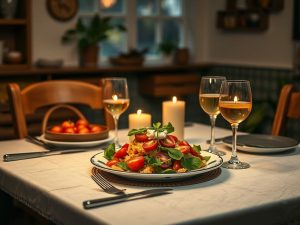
[
  {"x1": 104, "y1": 143, "x2": 116, "y2": 160},
  {"x1": 62, "y1": 14, "x2": 126, "y2": 49},
  {"x1": 158, "y1": 40, "x2": 177, "y2": 55}
]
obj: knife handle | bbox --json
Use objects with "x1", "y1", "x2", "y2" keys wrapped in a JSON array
[
  {"x1": 83, "y1": 195, "x2": 129, "y2": 209},
  {"x1": 3, "y1": 152, "x2": 46, "y2": 162}
]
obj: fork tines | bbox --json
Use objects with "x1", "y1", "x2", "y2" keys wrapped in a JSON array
[{"x1": 91, "y1": 168, "x2": 125, "y2": 195}]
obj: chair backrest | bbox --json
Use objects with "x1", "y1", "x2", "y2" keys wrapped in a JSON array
[
  {"x1": 272, "y1": 84, "x2": 300, "y2": 136},
  {"x1": 7, "y1": 80, "x2": 113, "y2": 139}
]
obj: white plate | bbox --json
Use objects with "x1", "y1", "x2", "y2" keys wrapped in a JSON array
[
  {"x1": 40, "y1": 134, "x2": 114, "y2": 147},
  {"x1": 91, "y1": 151, "x2": 223, "y2": 181},
  {"x1": 222, "y1": 134, "x2": 299, "y2": 153}
]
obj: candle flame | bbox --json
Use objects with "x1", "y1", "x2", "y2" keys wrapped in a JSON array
[
  {"x1": 137, "y1": 109, "x2": 142, "y2": 115},
  {"x1": 100, "y1": 0, "x2": 116, "y2": 8},
  {"x1": 234, "y1": 96, "x2": 238, "y2": 102},
  {"x1": 172, "y1": 96, "x2": 177, "y2": 103},
  {"x1": 112, "y1": 95, "x2": 118, "y2": 101}
]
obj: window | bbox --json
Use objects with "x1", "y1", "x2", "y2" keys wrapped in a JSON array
[{"x1": 78, "y1": 0, "x2": 186, "y2": 60}]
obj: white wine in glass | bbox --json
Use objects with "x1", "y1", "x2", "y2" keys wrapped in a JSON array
[
  {"x1": 102, "y1": 78, "x2": 129, "y2": 148},
  {"x1": 199, "y1": 76, "x2": 226, "y2": 156},
  {"x1": 219, "y1": 80, "x2": 252, "y2": 169}
]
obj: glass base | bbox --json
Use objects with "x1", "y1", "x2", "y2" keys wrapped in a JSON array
[
  {"x1": 206, "y1": 146, "x2": 226, "y2": 156},
  {"x1": 222, "y1": 161, "x2": 250, "y2": 169}
]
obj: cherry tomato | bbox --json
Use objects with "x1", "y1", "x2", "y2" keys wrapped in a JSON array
[
  {"x1": 114, "y1": 143, "x2": 129, "y2": 158},
  {"x1": 76, "y1": 124, "x2": 88, "y2": 131},
  {"x1": 135, "y1": 133, "x2": 148, "y2": 142},
  {"x1": 179, "y1": 140, "x2": 190, "y2": 146},
  {"x1": 127, "y1": 156, "x2": 145, "y2": 172},
  {"x1": 172, "y1": 160, "x2": 182, "y2": 171},
  {"x1": 90, "y1": 125, "x2": 103, "y2": 133},
  {"x1": 190, "y1": 147, "x2": 200, "y2": 157},
  {"x1": 156, "y1": 152, "x2": 171, "y2": 169},
  {"x1": 179, "y1": 145, "x2": 191, "y2": 154},
  {"x1": 168, "y1": 134, "x2": 178, "y2": 143},
  {"x1": 106, "y1": 158, "x2": 120, "y2": 167},
  {"x1": 77, "y1": 127, "x2": 90, "y2": 134},
  {"x1": 64, "y1": 127, "x2": 75, "y2": 134},
  {"x1": 50, "y1": 125, "x2": 62, "y2": 133},
  {"x1": 159, "y1": 136, "x2": 176, "y2": 148},
  {"x1": 61, "y1": 120, "x2": 75, "y2": 129},
  {"x1": 142, "y1": 140, "x2": 158, "y2": 152},
  {"x1": 76, "y1": 119, "x2": 89, "y2": 127}
]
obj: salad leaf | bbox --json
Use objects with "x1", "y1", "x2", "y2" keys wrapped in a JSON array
[
  {"x1": 117, "y1": 161, "x2": 129, "y2": 171},
  {"x1": 104, "y1": 143, "x2": 115, "y2": 160},
  {"x1": 192, "y1": 145, "x2": 201, "y2": 154},
  {"x1": 162, "y1": 169, "x2": 176, "y2": 174},
  {"x1": 153, "y1": 122, "x2": 161, "y2": 129},
  {"x1": 159, "y1": 146, "x2": 183, "y2": 160},
  {"x1": 161, "y1": 122, "x2": 174, "y2": 134},
  {"x1": 145, "y1": 156, "x2": 163, "y2": 167},
  {"x1": 204, "y1": 156, "x2": 211, "y2": 162},
  {"x1": 128, "y1": 128, "x2": 147, "y2": 136},
  {"x1": 181, "y1": 156, "x2": 202, "y2": 171}
]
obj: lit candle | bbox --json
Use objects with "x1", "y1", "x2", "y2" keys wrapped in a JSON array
[
  {"x1": 162, "y1": 96, "x2": 185, "y2": 140},
  {"x1": 129, "y1": 109, "x2": 152, "y2": 130}
]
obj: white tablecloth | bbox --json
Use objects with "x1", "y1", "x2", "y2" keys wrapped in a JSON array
[{"x1": 0, "y1": 123, "x2": 300, "y2": 225}]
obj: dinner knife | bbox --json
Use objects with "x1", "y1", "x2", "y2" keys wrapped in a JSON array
[
  {"x1": 3, "y1": 149, "x2": 87, "y2": 162},
  {"x1": 83, "y1": 188, "x2": 173, "y2": 209}
]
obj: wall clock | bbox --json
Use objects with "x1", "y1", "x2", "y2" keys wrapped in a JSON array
[{"x1": 46, "y1": 0, "x2": 79, "y2": 22}]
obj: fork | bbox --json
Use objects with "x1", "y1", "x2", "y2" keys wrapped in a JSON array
[{"x1": 91, "y1": 167, "x2": 126, "y2": 195}]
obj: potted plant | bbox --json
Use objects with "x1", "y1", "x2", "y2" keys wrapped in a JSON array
[
  {"x1": 62, "y1": 14, "x2": 126, "y2": 67},
  {"x1": 157, "y1": 40, "x2": 177, "y2": 64}
]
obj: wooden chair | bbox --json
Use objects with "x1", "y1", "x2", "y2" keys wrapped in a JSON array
[
  {"x1": 7, "y1": 80, "x2": 113, "y2": 139},
  {"x1": 272, "y1": 84, "x2": 300, "y2": 136}
]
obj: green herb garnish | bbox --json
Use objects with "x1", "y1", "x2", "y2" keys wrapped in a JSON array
[
  {"x1": 181, "y1": 156, "x2": 202, "y2": 171},
  {"x1": 159, "y1": 146, "x2": 183, "y2": 160},
  {"x1": 104, "y1": 143, "x2": 115, "y2": 160},
  {"x1": 127, "y1": 122, "x2": 174, "y2": 136}
]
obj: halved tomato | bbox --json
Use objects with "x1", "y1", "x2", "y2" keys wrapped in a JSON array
[
  {"x1": 114, "y1": 143, "x2": 129, "y2": 158},
  {"x1": 106, "y1": 158, "x2": 120, "y2": 167},
  {"x1": 142, "y1": 140, "x2": 158, "y2": 152},
  {"x1": 190, "y1": 147, "x2": 200, "y2": 157},
  {"x1": 168, "y1": 134, "x2": 178, "y2": 143},
  {"x1": 135, "y1": 133, "x2": 148, "y2": 142},
  {"x1": 159, "y1": 136, "x2": 176, "y2": 148},
  {"x1": 179, "y1": 145, "x2": 191, "y2": 154},
  {"x1": 127, "y1": 156, "x2": 145, "y2": 172},
  {"x1": 179, "y1": 140, "x2": 190, "y2": 146},
  {"x1": 172, "y1": 160, "x2": 182, "y2": 171}
]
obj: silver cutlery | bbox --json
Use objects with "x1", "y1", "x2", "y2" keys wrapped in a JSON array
[
  {"x1": 91, "y1": 167, "x2": 125, "y2": 195},
  {"x1": 3, "y1": 148, "x2": 87, "y2": 162},
  {"x1": 83, "y1": 188, "x2": 173, "y2": 209}
]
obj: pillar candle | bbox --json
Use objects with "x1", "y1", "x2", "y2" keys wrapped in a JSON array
[
  {"x1": 129, "y1": 109, "x2": 152, "y2": 130},
  {"x1": 162, "y1": 96, "x2": 185, "y2": 140}
]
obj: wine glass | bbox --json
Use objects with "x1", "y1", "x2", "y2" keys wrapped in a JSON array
[
  {"x1": 102, "y1": 78, "x2": 130, "y2": 148},
  {"x1": 199, "y1": 76, "x2": 226, "y2": 156},
  {"x1": 219, "y1": 80, "x2": 252, "y2": 169}
]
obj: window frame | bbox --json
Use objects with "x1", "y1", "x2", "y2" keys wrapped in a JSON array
[{"x1": 78, "y1": 0, "x2": 188, "y2": 61}]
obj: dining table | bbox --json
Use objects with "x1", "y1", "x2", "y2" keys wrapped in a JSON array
[{"x1": 0, "y1": 123, "x2": 300, "y2": 225}]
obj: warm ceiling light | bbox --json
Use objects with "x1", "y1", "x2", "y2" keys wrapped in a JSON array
[{"x1": 100, "y1": 0, "x2": 117, "y2": 8}]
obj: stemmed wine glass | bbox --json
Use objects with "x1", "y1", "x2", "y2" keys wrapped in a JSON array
[
  {"x1": 199, "y1": 76, "x2": 226, "y2": 156},
  {"x1": 102, "y1": 78, "x2": 130, "y2": 148},
  {"x1": 219, "y1": 80, "x2": 252, "y2": 169}
]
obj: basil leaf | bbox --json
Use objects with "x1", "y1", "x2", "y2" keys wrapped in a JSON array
[
  {"x1": 159, "y1": 146, "x2": 183, "y2": 160},
  {"x1": 153, "y1": 122, "x2": 161, "y2": 129},
  {"x1": 116, "y1": 161, "x2": 129, "y2": 170},
  {"x1": 104, "y1": 143, "x2": 115, "y2": 160},
  {"x1": 147, "y1": 157, "x2": 163, "y2": 167},
  {"x1": 162, "y1": 122, "x2": 174, "y2": 134},
  {"x1": 181, "y1": 156, "x2": 202, "y2": 171},
  {"x1": 128, "y1": 128, "x2": 147, "y2": 136},
  {"x1": 204, "y1": 156, "x2": 211, "y2": 162},
  {"x1": 162, "y1": 169, "x2": 176, "y2": 174},
  {"x1": 192, "y1": 145, "x2": 201, "y2": 153}
]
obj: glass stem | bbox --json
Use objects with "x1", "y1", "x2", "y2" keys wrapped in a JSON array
[
  {"x1": 230, "y1": 124, "x2": 240, "y2": 164},
  {"x1": 209, "y1": 115, "x2": 217, "y2": 152},
  {"x1": 113, "y1": 116, "x2": 120, "y2": 147}
]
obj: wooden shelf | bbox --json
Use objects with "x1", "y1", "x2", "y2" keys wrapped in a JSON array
[
  {"x1": 217, "y1": 10, "x2": 269, "y2": 32},
  {"x1": 0, "y1": 19, "x2": 27, "y2": 25}
]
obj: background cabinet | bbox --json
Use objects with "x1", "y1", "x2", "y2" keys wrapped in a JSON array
[{"x1": 0, "y1": 0, "x2": 31, "y2": 69}]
